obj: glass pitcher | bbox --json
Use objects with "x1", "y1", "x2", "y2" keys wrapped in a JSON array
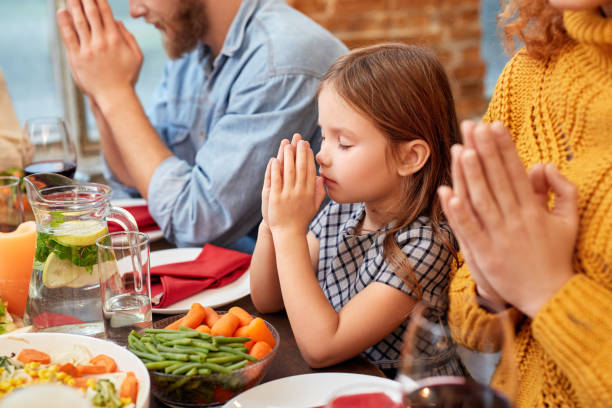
[{"x1": 23, "y1": 173, "x2": 138, "y2": 335}]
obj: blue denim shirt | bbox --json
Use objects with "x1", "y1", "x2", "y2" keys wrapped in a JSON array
[{"x1": 105, "y1": 0, "x2": 347, "y2": 248}]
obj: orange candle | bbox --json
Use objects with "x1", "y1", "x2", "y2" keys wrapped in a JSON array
[{"x1": 0, "y1": 221, "x2": 36, "y2": 316}]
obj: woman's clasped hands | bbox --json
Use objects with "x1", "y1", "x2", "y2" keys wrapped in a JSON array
[
  {"x1": 438, "y1": 121, "x2": 580, "y2": 318},
  {"x1": 262, "y1": 134, "x2": 326, "y2": 237}
]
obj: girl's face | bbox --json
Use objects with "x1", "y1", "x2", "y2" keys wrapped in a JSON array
[
  {"x1": 548, "y1": 0, "x2": 612, "y2": 10},
  {"x1": 316, "y1": 84, "x2": 403, "y2": 209}
]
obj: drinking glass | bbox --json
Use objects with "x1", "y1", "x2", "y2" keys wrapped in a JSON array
[
  {"x1": 0, "y1": 176, "x2": 23, "y2": 232},
  {"x1": 326, "y1": 381, "x2": 403, "y2": 408},
  {"x1": 96, "y1": 231, "x2": 153, "y2": 346},
  {"x1": 0, "y1": 176, "x2": 35, "y2": 316},
  {"x1": 398, "y1": 299, "x2": 517, "y2": 407},
  {"x1": 22, "y1": 117, "x2": 77, "y2": 178}
]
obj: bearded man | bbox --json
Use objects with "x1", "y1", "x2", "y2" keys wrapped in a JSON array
[{"x1": 57, "y1": 0, "x2": 347, "y2": 251}]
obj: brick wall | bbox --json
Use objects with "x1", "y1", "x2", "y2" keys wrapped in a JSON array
[{"x1": 288, "y1": 0, "x2": 487, "y2": 120}]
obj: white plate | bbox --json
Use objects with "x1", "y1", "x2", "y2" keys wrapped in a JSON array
[
  {"x1": 223, "y1": 373, "x2": 400, "y2": 408},
  {"x1": 150, "y1": 247, "x2": 250, "y2": 314},
  {"x1": 110, "y1": 198, "x2": 163, "y2": 242},
  {"x1": 0, "y1": 332, "x2": 150, "y2": 408}
]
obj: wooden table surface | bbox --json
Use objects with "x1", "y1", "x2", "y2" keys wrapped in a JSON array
[{"x1": 149, "y1": 240, "x2": 384, "y2": 408}]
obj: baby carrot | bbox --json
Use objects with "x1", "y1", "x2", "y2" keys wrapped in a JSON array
[
  {"x1": 58, "y1": 362, "x2": 78, "y2": 377},
  {"x1": 76, "y1": 364, "x2": 107, "y2": 376},
  {"x1": 249, "y1": 341, "x2": 273, "y2": 361},
  {"x1": 165, "y1": 316, "x2": 186, "y2": 330},
  {"x1": 211, "y1": 313, "x2": 240, "y2": 337},
  {"x1": 204, "y1": 306, "x2": 220, "y2": 327},
  {"x1": 243, "y1": 317, "x2": 276, "y2": 348},
  {"x1": 120, "y1": 372, "x2": 139, "y2": 405},
  {"x1": 181, "y1": 303, "x2": 207, "y2": 329},
  {"x1": 227, "y1": 306, "x2": 254, "y2": 327},
  {"x1": 195, "y1": 324, "x2": 211, "y2": 334},
  {"x1": 17, "y1": 349, "x2": 51, "y2": 364},
  {"x1": 90, "y1": 354, "x2": 117, "y2": 373}
]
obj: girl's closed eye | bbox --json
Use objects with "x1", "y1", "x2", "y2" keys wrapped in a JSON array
[{"x1": 338, "y1": 137, "x2": 353, "y2": 150}]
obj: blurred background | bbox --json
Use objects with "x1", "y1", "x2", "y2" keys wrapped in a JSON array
[{"x1": 0, "y1": 0, "x2": 509, "y2": 181}]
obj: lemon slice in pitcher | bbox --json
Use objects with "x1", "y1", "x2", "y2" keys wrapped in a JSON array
[
  {"x1": 42, "y1": 253, "x2": 81, "y2": 288},
  {"x1": 53, "y1": 220, "x2": 109, "y2": 247}
]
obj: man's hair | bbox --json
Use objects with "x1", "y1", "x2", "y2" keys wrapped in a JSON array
[
  {"x1": 500, "y1": 0, "x2": 571, "y2": 60},
  {"x1": 319, "y1": 43, "x2": 459, "y2": 296}
]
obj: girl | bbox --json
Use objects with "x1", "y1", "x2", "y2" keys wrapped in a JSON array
[
  {"x1": 250, "y1": 44, "x2": 463, "y2": 377},
  {"x1": 439, "y1": 0, "x2": 612, "y2": 406}
]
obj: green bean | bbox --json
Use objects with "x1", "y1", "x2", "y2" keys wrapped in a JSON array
[
  {"x1": 197, "y1": 368, "x2": 212, "y2": 375},
  {"x1": 188, "y1": 355, "x2": 205, "y2": 363},
  {"x1": 129, "y1": 330, "x2": 143, "y2": 339},
  {"x1": 226, "y1": 360, "x2": 249, "y2": 371},
  {"x1": 191, "y1": 339, "x2": 217, "y2": 350},
  {"x1": 144, "y1": 342, "x2": 162, "y2": 356},
  {"x1": 213, "y1": 336, "x2": 251, "y2": 343},
  {"x1": 160, "y1": 352, "x2": 189, "y2": 361},
  {"x1": 206, "y1": 355, "x2": 243, "y2": 364},
  {"x1": 164, "y1": 362, "x2": 184, "y2": 374},
  {"x1": 185, "y1": 367, "x2": 198, "y2": 376},
  {"x1": 130, "y1": 349, "x2": 164, "y2": 362},
  {"x1": 218, "y1": 346, "x2": 258, "y2": 362},
  {"x1": 155, "y1": 331, "x2": 200, "y2": 340},
  {"x1": 160, "y1": 338, "x2": 194, "y2": 346},
  {"x1": 143, "y1": 328, "x2": 186, "y2": 334},
  {"x1": 166, "y1": 376, "x2": 191, "y2": 392},
  {"x1": 128, "y1": 334, "x2": 149, "y2": 353},
  {"x1": 199, "y1": 362, "x2": 232, "y2": 374},
  {"x1": 145, "y1": 361, "x2": 179, "y2": 370},
  {"x1": 171, "y1": 362, "x2": 202, "y2": 375}
]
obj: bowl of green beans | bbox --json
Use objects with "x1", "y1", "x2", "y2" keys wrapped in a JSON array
[{"x1": 128, "y1": 314, "x2": 279, "y2": 407}]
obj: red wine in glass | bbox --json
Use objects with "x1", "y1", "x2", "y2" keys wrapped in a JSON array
[
  {"x1": 404, "y1": 377, "x2": 511, "y2": 408},
  {"x1": 24, "y1": 160, "x2": 77, "y2": 179}
]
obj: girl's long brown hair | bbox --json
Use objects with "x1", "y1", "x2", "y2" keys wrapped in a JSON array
[
  {"x1": 320, "y1": 44, "x2": 460, "y2": 297},
  {"x1": 499, "y1": 0, "x2": 571, "y2": 59}
]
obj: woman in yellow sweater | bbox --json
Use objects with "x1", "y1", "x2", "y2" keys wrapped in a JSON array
[{"x1": 437, "y1": 0, "x2": 612, "y2": 406}]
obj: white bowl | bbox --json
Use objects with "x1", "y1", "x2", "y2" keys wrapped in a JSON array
[{"x1": 0, "y1": 333, "x2": 150, "y2": 408}]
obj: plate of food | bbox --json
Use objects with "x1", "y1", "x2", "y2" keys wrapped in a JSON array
[
  {"x1": 222, "y1": 373, "x2": 401, "y2": 408},
  {"x1": 110, "y1": 198, "x2": 163, "y2": 242},
  {"x1": 0, "y1": 332, "x2": 151, "y2": 408},
  {"x1": 150, "y1": 248, "x2": 251, "y2": 314}
]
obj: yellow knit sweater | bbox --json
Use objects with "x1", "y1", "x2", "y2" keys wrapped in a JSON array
[{"x1": 449, "y1": 9, "x2": 612, "y2": 408}]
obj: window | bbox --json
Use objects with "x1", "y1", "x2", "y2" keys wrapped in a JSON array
[
  {"x1": 481, "y1": 0, "x2": 511, "y2": 99},
  {"x1": 0, "y1": 0, "x2": 166, "y2": 177}
]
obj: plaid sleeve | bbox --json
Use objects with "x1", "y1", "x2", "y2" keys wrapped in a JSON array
[
  {"x1": 374, "y1": 220, "x2": 453, "y2": 306},
  {"x1": 309, "y1": 201, "x2": 332, "y2": 239}
]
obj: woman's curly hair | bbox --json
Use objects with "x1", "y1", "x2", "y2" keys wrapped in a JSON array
[{"x1": 500, "y1": 0, "x2": 572, "y2": 59}]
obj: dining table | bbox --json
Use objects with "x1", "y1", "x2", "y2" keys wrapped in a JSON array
[{"x1": 148, "y1": 239, "x2": 385, "y2": 408}]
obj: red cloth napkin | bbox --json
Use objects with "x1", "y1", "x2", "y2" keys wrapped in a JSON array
[
  {"x1": 32, "y1": 312, "x2": 85, "y2": 330},
  {"x1": 150, "y1": 244, "x2": 251, "y2": 309},
  {"x1": 108, "y1": 205, "x2": 159, "y2": 233}
]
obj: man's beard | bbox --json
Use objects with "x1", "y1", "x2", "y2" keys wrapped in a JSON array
[{"x1": 162, "y1": 0, "x2": 209, "y2": 60}]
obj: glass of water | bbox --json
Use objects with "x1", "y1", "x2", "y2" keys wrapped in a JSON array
[{"x1": 96, "y1": 231, "x2": 152, "y2": 346}]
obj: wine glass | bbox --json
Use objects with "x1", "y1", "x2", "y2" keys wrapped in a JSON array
[
  {"x1": 22, "y1": 117, "x2": 77, "y2": 178},
  {"x1": 398, "y1": 298, "x2": 517, "y2": 407},
  {"x1": 326, "y1": 381, "x2": 404, "y2": 408}
]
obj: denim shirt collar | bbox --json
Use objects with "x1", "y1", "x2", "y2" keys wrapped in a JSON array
[{"x1": 197, "y1": 0, "x2": 260, "y2": 71}]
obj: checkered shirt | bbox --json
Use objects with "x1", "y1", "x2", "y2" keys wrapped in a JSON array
[{"x1": 310, "y1": 201, "x2": 462, "y2": 372}]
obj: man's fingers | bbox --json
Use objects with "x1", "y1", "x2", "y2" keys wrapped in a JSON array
[
  {"x1": 118, "y1": 21, "x2": 141, "y2": 57},
  {"x1": 67, "y1": 0, "x2": 92, "y2": 44},
  {"x1": 57, "y1": 10, "x2": 80, "y2": 54}
]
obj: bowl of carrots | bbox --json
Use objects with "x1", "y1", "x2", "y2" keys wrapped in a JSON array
[{"x1": 127, "y1": 303, "x2": 279, "y2": 407}]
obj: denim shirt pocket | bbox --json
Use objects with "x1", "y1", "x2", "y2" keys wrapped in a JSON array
[{"x1": 166, "y1": 122, "x2": 190, "y2": 146}]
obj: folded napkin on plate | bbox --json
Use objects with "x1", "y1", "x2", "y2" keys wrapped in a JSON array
[
  {"x1": 108, "y1": 205, "x2": 159, "y2": 233},
  {"x1": 150, "y1": 244, "x2": 251, "y2": 309}
]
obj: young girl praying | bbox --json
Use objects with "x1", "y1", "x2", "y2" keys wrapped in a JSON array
[{"x1": 249, "y1": 44, "x2": 463, "y2": 377}]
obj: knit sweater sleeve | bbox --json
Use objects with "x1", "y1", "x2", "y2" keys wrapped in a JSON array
[
  {"x1": 448, "y1": 257, "x2": 521, "y2": 352},
  {"x1": 532, "y1": 274, "x2": 612, "y2": 406}
]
